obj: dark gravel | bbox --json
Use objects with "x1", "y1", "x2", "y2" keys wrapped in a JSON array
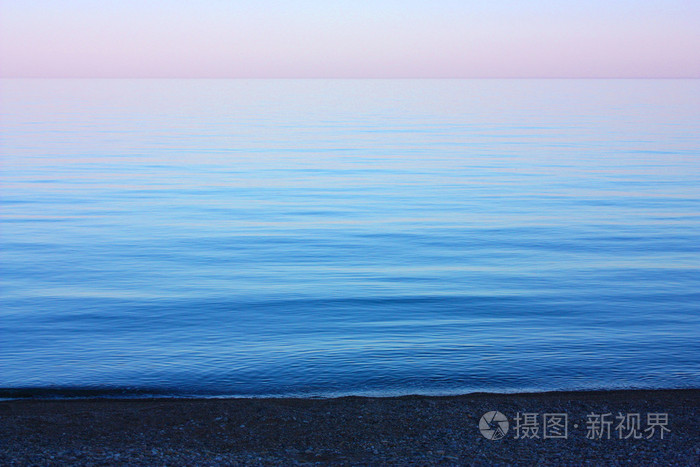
[{"x1": 1, "y1": 389, "x2": 698, "y2": 465}]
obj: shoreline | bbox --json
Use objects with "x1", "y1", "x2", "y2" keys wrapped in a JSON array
[
  {"x1": 2, "y1": 389, "x2": 698, "y2": 465},
  {"x1": 1, "y1": 386, "x2": 697, "y2": 400}
]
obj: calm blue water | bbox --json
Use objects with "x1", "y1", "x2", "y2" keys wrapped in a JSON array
[{"x1": 1, "y1": 79, "x2": 699, "y2": 398}]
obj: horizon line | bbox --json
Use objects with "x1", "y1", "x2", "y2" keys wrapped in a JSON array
[{"x1": 2, "y1": 76, "x2": 699, "y2": 80}]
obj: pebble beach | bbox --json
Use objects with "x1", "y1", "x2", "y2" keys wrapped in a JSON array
[{"x1": 1, "y1": 389, "x2": 698, "y2": 465}]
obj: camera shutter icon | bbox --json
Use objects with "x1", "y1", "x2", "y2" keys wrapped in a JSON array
[{"x1": 479, "y1": 411, "x2": 509, "y2": 440}]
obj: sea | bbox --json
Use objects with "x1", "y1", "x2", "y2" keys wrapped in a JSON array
[{"x1": 1, "y1": 79, "x2": 699, "y2": 398}]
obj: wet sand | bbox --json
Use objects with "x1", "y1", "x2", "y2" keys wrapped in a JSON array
[{"x1": 1, "y1": 389, "x2": 698, "y2": 465}]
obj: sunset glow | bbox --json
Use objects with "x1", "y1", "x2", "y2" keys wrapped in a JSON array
[{"x1": 1, "y1": 0, "x2": 698, "y2": 78}]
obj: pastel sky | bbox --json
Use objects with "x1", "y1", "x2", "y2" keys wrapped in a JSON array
[{"x1": 1, "y1": 0, "x2": 698, "y2": 78}]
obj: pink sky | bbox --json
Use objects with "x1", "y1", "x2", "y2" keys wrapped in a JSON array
[{"x1": 1, "y1": 1, "x2": 698, "y2": 78}]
